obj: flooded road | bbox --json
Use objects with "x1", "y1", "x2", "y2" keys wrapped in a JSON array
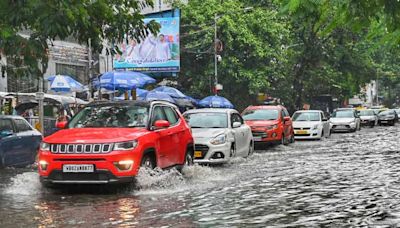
[{"x1": 1, "y1": 126, "x2": 400, "y2": 227}]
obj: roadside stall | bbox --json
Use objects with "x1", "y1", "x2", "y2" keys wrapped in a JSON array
[{"x1": 8, "y1": 93, "x2": 87, "y2": 136}]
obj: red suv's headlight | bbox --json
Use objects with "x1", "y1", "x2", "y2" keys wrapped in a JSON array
[{"x1": 114, "y1": 140, "x2": 138, "y2": 151}]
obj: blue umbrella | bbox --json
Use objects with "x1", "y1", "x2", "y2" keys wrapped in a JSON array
[
  {"x1": 99, "y1": 71, "x2": 156, "y2": 90},
  {"x1": 143, "y1": 91, "x2": 176, "y2": 103},
  {"x1": 48, "y1": 75, "x2": 84, "y2": 92},
  {"x1": 152, "y1": 86, "x2": 187, "y2": 98},
  {"x1": 199, "y1": 95, "x2": 234, "y2": 108}
]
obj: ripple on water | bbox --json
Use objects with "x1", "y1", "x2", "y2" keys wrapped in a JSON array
[
  {"x1": 135, "y1": 164, "x2": 234, "y2": 196},
  {"x1": 4, "y1": 171, "x2": 41, "y2": 196}
]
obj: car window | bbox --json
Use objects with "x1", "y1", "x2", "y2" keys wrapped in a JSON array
[
  {"x1": 163, "y1": 106, "x2": 179, "y2": 125},
  {"x1": 151, "y1": 106, "x2": 168, "y2": 126},
  {"x1": 0, "y1": 119, "x2": 14, "y2": 132},
  {"x1": 283, "y1": 109, "x2": 290, "y2": 117},
  {"x1": 242, "y1": 109, "x2": 279, "y2": 121},
  {"x1": 69, "y1": 105, "x2": 149, "y2": 128},
  {"x1": 184, "y1": 112, "x2": 228, "y2": 128},
  {"x1": 332, "y1": 111, "x2": 354, "y2": 118},
  {"x1": 231, "y1": 113, "x2": 243, "y2": 126},
  {"x1": 292, "y1": 112, "x2": 320, "y2": 121},
  {"x1": 359, "y1": 110, "x2": 374, "y2": 116},
  {"x1": 14, "y1": 119, "x2": 32, "y2": 132}
]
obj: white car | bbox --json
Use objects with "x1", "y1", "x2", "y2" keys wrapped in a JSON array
[
  {"x1": 292, "y1": 110, "x2": 331, "y2": 140},
  {"x1": 183, "y1": 108, "x2": 253, "y2": 164},
  {"x1": 329, "y1": 109, "x2": 361, "y2": 132},
  {"x1": 358, "y1": 109, "x2": 378, "y2": 127}
]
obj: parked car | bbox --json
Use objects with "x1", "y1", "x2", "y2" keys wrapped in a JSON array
[
  {"x1": 242, "y1": 105, "x2": 294, "y2": 145},
  {"x1": 329, "y1": 109, "x2": 361, "y2": 132},
  {"x1": 292, "y1": 110, "x2": 330, "y2": 140},
  {"x1": 378, "y1": 110, "x2": 397, "y2": 126},
  {"x1": 183, "y1": 109, "x2": 253, "y2": 164},
  {"x1": 0, "y1": 115, "x2": 42, "y2": 167},
  {"x1": 358, "y1": 109, "x2": 378, "y2": 127},
  {"x1": 394, "y1": 109, "x2": 400, "y2": 122},
  {"x1": 38, "y1": 100, "x2": 194, "y2": 186}
]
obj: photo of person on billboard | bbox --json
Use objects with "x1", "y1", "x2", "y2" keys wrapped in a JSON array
[{"x1": 113, "y1": 16, "x2": 180, "y2": 72}]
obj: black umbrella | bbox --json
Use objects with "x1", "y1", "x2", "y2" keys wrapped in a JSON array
[{"x1": 15, "y1": 101, "x2": 38, "y2": 114}]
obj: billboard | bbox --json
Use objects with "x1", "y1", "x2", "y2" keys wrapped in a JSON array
[{"x1": 113, "y1": 15, "x2": 180, "y2": 72}]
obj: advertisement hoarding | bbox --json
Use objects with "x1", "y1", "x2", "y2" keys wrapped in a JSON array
[{"x1": 113, "y1": 15, "x2": 180, "y2": 73}]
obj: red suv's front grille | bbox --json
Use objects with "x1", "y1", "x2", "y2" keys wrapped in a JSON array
[{"x1": 50, "y1": 143, "x2": 114, "y2": 154}]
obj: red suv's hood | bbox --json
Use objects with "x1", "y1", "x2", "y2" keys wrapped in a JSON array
[
  {"x1": 245, "y1": 120, "x2": 279, "y2": 127},
  {"x1": 44, "y1": 128, "x2": 149, "y2": 144}
]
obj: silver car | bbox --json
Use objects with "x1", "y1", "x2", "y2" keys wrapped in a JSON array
[
  {"x1": 183, "y1": 109, "x2": 253, "y2": 164},
  {"x1": 329, "y1": 109, "x2": 361, "y2": 132}
]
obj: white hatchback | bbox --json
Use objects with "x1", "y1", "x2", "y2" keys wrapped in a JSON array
[
  {"x1": 292, "y1": 110, "x2": 331, "y2": 140},
  {"x1": 183, "y1": 108, "x2": 253, "y2": 164}
]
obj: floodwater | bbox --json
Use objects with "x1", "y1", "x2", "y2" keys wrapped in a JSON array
[{"x1": 1, "y1": 126, "x2": 399, "y2": 227}]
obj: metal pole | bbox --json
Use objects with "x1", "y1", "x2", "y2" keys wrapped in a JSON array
[
  {"x1": 376, "y1": 70, "x2": 379, "y2": 105},
  {"x1": 88, "y1": 39, "x2": 92, "y2": 100},
  {"x1": 214, "y1": 14, "x2": 218, "y2": 95},
  {"x1": 38, "y1": 78, "x2": 44, "y2": 135}
]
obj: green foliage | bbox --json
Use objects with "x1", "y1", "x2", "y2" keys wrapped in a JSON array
[
  {"x1": 0, "y1": 0, "x2": 159, "y2": 80},
  {"x1": 175, "y1": 0, "x2": 290, "y2": 110}
]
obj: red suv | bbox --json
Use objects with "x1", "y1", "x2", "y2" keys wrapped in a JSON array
[
  {"x1": 242, "y1": 105, "x2": 294, "y2": 145},
  {"x1": 38, "y1": 100, "x2": 194, "y2": 186}
]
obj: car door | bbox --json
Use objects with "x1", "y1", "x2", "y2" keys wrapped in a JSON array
[
  {"x1": 237, "y1": 114, "x2": 252, "y2": 155},
  {"x1": 163, "y1": 106, "x2": 184, "y2": 165},
  {"x1": 0, "y1": 118, "x2": 25, "y2": 166},
  {"x1": 230, "y1": 112, "x2": 247, "y2": 156},
  {"x1": 13, "y1": 118, "x2": 36, "y2": 164},
  {"x1": 150, "y1": 105, "x2": 171, "y2": 168},
  {"x1": 353, "y1": 111, "x2": 361, "y2": 129},
  {"x1": 321, "y1": 112, "x2": 329, "y2": 136},
  {"x1": 282, "y1": 108, "x2": 292, "y2": 137}
]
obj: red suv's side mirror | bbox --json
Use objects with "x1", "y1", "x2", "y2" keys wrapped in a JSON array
[
  {"x1": 56, "y1": 121, "x2": 68, "y2": 129},
  {"x1": 283, "y1": 116, "x2": 291, "y2": 122},
  {"x1": 154, "y1": 120, "x2": 170, "y2": 129}
]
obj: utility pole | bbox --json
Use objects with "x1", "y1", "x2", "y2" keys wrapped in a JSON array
[
  {"x1": 88, "y1": 38, "x2": 93, "y2": 100},
  {"x1": 214, "y1": 13, "x2": 218, "y2": 95},
  {"x1": 36, "y1": 77, "x2": 44, "y2": 135},
  {"x1": 376, "y1": 69, "x2": 379, "y2": 105}
]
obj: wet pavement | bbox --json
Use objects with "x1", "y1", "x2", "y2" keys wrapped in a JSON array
[{"x1": 1, "y1": 126, "x2": 400, "y2": 227}]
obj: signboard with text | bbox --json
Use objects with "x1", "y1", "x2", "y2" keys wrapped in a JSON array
[{"x1": 113, "y1": 14, "x2": 180, "y2": 73}]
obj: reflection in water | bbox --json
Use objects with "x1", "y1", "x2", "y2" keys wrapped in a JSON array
[{"x1": 0, "y1": 126, "x2": 399, "y2": 227}]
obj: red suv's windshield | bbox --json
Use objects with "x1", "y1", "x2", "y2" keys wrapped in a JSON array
[
  {"x1": 68, "y1": 105, "x2": 149, "y2": 128},
  {"x1": 242, "y1": 109, "x2": 279, "y2": 121}
]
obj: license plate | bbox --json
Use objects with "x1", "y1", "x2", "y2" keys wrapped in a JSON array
[
  {"x1": 63, "y1": 164, "x2": 94, "y2": 173},
  {"x1": 381, "y1": 120, "x2": 388, "y2": 123},
  {"x1": 253, "y1": 137, "x2": 262, "y2": 141},
  {"x1": 295, "y1": 130, "x2": 308, "y2": 134},
  {"x1": 194, "y1": 151, "x2": 202, "y2": 158}
]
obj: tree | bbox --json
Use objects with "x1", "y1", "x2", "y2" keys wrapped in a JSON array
[
  {"x1": 0, "y1": 0, "x2": 159, "y2": 82},
  {"x1": 175, "y1": 0, "x2": 290, "y2": 110}
]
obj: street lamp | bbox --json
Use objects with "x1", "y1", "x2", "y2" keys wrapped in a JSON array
[{"x1": 213, "y1": 7, "x2": 253, "y2": 94}]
